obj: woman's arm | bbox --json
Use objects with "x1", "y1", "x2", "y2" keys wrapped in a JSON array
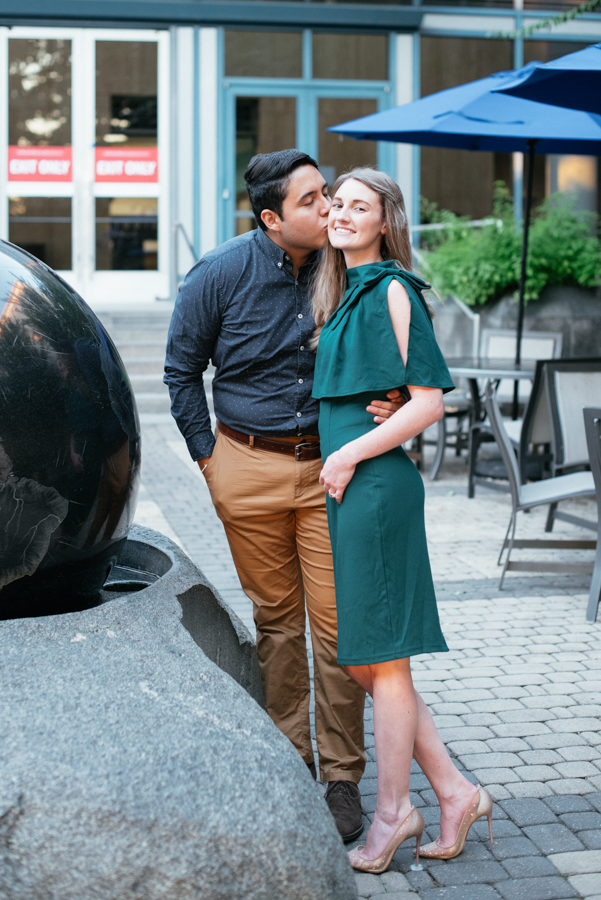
[{"x1": 319, "y1": 279, "x2": 444, "y2": 503}]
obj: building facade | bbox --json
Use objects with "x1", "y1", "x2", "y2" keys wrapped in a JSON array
[{"x1": 0, "y1": 0, "x2": 600, "y2": 310}]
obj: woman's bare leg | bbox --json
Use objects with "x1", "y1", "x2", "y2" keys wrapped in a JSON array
[
  {"x1": 346, "y1": 662, "x2": 479, "y2": 852},
  {"x1": 412, "y1": 692, "x2": 479, "y2": 847},
  {"x1": 346, "y1": 658, "x2": 417, "y2": 859}
]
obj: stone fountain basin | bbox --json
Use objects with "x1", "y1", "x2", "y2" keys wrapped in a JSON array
[
  {"x1": 0, "y1": 526, "x2": 357, "y2": 900},
  {"x1": 100, "y1": 527, "x2": 264, "y2": 702}
]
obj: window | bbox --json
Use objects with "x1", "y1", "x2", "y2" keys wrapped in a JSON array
[
  {"x1": 9, "y1": 196, "x2": 72, "y2": 270},
  {"x1": 235, "y1": 96, "x2": 297, "y2": 234},
  {"x1": 225, "y1": 31, "x2": 303, "y2": 78},
  {"x1": 318, "y1": 98, "x2": 378, "y2": 186},
  {"x1": 222, "y1": 28, "x2": 392, "y2": 241},
  {"x1": 8, "y1": 39, "x2": 73, "y2": 264},
  {"x1": 95, "y1": 198, "x2": 158, "y2": 270},
  {"x1": 95, "y1": 41, "x2": 157, "y2": 149},
  {"x1": 312, "y1": 34, "x2": 388, "y2": 81},
  {"x1": 420, "y1": 36, "x2": 513, "y2": 220},
  {"x1": 523, "y1": 41, "x2": 597, "y2": 213},
  {"x1": 95, "y1": 41, "x2": 158, "y2": 270},
  {"x1": 9, "y1": 38, "x2": 71, "y2": 148}
]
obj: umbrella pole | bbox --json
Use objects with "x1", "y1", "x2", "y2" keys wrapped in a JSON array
[{"x1": 512, "y1": 138, "x2": 537, "y2": 420}]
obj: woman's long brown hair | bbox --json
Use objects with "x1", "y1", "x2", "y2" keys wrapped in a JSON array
[{"x1": 311, "y1": 167, "x2": 413, "y2": 344}]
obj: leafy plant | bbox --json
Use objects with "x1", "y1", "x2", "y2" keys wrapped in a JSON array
[
  {"x1": 418, "y1": 196, "x2": 466, "y2": 252},
  {"x1": 420, "y1": 182, "x2": 601, "y2": 306}
]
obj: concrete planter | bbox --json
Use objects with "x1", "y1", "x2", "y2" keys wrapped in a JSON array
[{"x1": 434, "y1": 285, "x2": 601, "y2": 359}]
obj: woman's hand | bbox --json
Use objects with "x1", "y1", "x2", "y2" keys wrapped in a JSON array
[{"x1": 319, "y1": 447, "x2": 357, "y2": 504}]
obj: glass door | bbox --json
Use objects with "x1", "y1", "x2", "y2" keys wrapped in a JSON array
[
  {"x1": 94, "y1": 38, "x2": 159, "y2": 272},
  {"x1": 89, "y1": 29, "x2": 169, "y2": 305},
  {"x1": 235, "y1": 95, "x2": 297, "y2": 234},
  {"x1": 2, "y1": 27, "x2": 169, "y2": 306},
  {"x1": 222, "y1": 85, "x2": 392, "y2": 242},
  {"x1": 317, "y1": 97, "x2": 378, "y2": 186}
]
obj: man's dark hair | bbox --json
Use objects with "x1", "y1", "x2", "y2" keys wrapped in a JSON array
[{"x1": 244, "y1": 149, "x2": 319, "y2": 231}]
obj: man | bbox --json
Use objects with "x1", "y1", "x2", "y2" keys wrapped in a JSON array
[{"x1": 164, "y1": 150, "x2": 403, "y2": 842}]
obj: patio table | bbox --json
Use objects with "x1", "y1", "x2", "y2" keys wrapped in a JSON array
[
  {"x1": 425, "y1": 357, "x2": 537, "y2": 481},
  {"x1": 446, "y1": 356, "x2": 536, "y2": 424},
  {"x1": 446, "y1": 357, "x2": 537, "y2": 380}
]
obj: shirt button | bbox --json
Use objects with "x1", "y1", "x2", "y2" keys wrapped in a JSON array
[
  {"x1": 296, "y1": 412, "x2": 301, "y2": 418},
  {"x1": 300, "y1": 345, "x2": 305, "y2": 351},
  {"x1": 298, "y1": 378, "x2": 303, "y2": 384},
  {"x1": 298, "y1": 313, "x2": 303, "y2": 319},
  {"x1": 277, "y1": 262, "x2": 282, "y2": 268}
]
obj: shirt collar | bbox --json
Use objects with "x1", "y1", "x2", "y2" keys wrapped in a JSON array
[
  {"x1": 255, "y1": 226, "x2": 288, "y2": 268},
  {"x1": 255, "y1": 227, "x2": 319, "y2": 281}
]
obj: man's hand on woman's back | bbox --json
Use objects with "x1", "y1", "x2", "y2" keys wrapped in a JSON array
[{"x1": 367, "y1": 388, "x2": 407, "y2": 424}]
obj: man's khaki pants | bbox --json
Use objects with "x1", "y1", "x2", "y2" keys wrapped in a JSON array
[{"x1": 204, "y1": 431, "x2": 366, "y2": 783}]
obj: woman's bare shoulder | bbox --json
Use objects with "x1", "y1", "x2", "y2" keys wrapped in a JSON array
[
  {"x1": 386, "y1": 277, "x2": 411, "y2": 364},
  {"x1": 386, "y1": 277, "x2": 411, "y2": 317}
]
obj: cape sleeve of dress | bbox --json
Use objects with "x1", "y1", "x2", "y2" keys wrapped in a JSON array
[{"x1": 312, "y1": 265, "x2": 455, "y2": 399}]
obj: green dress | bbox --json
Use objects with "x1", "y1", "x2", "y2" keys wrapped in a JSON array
[{"x1": 312, "y1": 261, "x2": 455, "y2": 665}]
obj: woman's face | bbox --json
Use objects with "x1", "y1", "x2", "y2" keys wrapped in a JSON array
[{"x1": 328, "y1": 178, "x2": 386, "y2": 257}]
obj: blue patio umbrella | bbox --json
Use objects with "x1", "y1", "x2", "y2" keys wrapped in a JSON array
[
  {"x1": 330, "y1": 65, "x2": 601, "y2": 415},
  {"x1": 494, "y1": 45, "x2": 601, "y2": 115}
]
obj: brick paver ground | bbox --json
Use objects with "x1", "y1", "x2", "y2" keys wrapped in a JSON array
[{"x1": 135, "y1": 410, "x2": 601, "y2": 900}]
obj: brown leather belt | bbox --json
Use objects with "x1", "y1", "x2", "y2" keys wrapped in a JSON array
[{"x1": 217, "y1": 421, "x2": 321, "y2": 461}]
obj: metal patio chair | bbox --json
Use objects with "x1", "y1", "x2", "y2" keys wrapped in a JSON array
[
  {"x1": 543, "y1": 360, "x2": 601, "y2": 533},
  {"x1": 517, "y1": 358, "x2": 554, "y2": 485},
  {"x1": 421, "y1": 286, "x2": 481, "y2": 482},
  {"x1": 484, "y1": 381, "x2": 596, "y2": 591},
  {"x1": 468, "y1": 330, "x2": 562, "y2": 497},
  {"x1": 583, "y1": 408, "x2": 601, "y2": 622},
  {"x1": 427, "y1": 390, "x2": 473, "y2": 481},
  {"x1": 482, "y1": 328, "x2": 563, "y2": 408}
]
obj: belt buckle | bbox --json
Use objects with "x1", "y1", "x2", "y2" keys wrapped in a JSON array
[{"x1": 295, "y1": 440, "x2": 316, "y2": 461}]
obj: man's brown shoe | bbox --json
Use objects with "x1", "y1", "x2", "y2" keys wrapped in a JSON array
[{"x1": 324, "y1": 780, "x2": 363, "y2": 843}]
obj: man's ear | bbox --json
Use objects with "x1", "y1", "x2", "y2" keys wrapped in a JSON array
[{"x1": 261, "y1": 209, "x2": 281, "y2": 232}]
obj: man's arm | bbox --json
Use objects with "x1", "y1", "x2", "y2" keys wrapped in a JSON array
[{"x1": 164, "y1": 260, "x2": 221, "y2": 462}]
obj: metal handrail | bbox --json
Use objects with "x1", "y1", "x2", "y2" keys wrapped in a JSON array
[
  {"x1": 410, "y1": 217, "x2": 503, "y2": 234},
  {"x1": 175, "y1": 221, "x2": 197, "y2": 261},
  {"x1": 171, "y1": 221, "x2": 199, "y2": 300}
]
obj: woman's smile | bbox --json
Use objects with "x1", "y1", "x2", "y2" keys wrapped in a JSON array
[{"x1": 328, "y1": 178, "x2": 387, "y2": 265}]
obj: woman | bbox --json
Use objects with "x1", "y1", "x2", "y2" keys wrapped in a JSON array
[{"x1": 312, "y1": 169, "x2": 493, "y2": 874}]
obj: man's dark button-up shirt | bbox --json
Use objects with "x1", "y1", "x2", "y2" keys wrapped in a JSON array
[{"x1": 164, "y1": 227, "x2": 320, "y2": 461}]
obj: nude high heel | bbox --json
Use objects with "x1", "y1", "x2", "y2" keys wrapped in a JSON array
[
  {"x1": 348, "y1": 806, "x2": 425, "y2": 875},
  {"x1": 418, "y1": 786, "x2": 493, "y2": 860}
]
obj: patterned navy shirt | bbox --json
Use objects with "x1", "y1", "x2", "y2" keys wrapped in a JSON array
[{"x1": 164, "y1": 227, "x2": 320, "y2": 461}]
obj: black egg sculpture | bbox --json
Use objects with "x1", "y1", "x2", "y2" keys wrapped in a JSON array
[{"x1": 0, "y1": 240, "x2": 141, "y2": 618}]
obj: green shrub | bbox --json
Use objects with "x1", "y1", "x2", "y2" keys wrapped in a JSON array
[
  {"x1": 419, "y1": 196, "x2": 467, "y2": 252},
  {"x1": 420, "y1": 183, "x2": 601, "y2": 307}
]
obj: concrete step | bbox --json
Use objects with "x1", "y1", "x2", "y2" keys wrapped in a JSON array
[
  {"x1": 116, "y1": 340, "x2": 167, "y2": 357},
  {"x1": 98, "y1": 313, "x2": 172, "y2": 327},
  {"x1": 134, "y1": 394, "x2": 215, "y2": 416},
  {"x1": 134, "y1": 390, "x2": 215, "y2": 414},
  {"x1": 125, "y1": 358, "x2": 166, "y2": 375},
  {"x1": 134, "y1": 392, "x2": 173, "y2": 413},
  {"x1": 130, "y1": 375, "x2": 170, "y2": 394},
  {"x1": 107, "y1": 328, "x2": 170, "y2": 342}
]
